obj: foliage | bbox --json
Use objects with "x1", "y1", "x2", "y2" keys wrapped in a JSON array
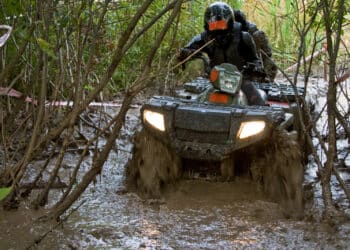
[{"x1": 0, "y1": 187, "x2": 11, "y2": 201}]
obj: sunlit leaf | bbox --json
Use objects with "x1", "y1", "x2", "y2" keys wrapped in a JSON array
[
  {"x1": 84, "y1": 84, "x2": 94, "y2": 91},
  {"x1": 0, "y1": 187, "x2": 12, "y2": 201},
  {"x1": 36, "y1": 38, "x2": 57, "y2": 59}
]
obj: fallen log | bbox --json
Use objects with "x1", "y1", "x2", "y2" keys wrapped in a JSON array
[{"x1": 283, "y1": 46, "x2": 327, "y2": 73}]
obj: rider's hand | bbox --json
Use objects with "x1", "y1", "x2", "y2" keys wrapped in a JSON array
[
  {"x1": 254, "y1": 65, "x2": 264, "y2": 74},
  {"x1": 177, "y1": 48, "x2": 194, "y2": 62}
]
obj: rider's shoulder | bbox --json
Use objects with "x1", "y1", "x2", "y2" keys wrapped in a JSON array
[
  {"x1": 230, "y1": 22, "x2": 253, "y2": 42},
  {"x1": 241, "y1": 30, "x2": 254, "y2": 44},
  {"x1": 232, "y1": 22, "x2": 242, "y2": 32},
  {"x1": 185, "y1": 33, "x2": 205, "y2": 47}
]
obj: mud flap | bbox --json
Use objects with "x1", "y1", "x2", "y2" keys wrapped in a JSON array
[
  {"x1": 250, "y1": 128, "x2": 304, "y2": 219},
  {"x1": 125, "y1": 128, "x2": 181, "y2": 197}
]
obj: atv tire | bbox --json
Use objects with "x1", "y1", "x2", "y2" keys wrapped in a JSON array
[
  {"x1": 220, "y1": 156, "x2": 234, "y2": 179},
  {"x1": 126, "y1": 128, "x2": 181, "y2": 197},
  {"x1": 250, "y1": 128, "x2": 304, "y2": 219}
]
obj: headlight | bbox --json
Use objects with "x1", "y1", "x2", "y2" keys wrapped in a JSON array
[
  {"x1": 143, "y1": 110, "x2": 165, "y2": 131},
  {"x1": 238, "y1": 121, "x2": 266, "y2": 139},
  {"x1": 210, "y1": 64, "x2": 242, "y2": 94}
]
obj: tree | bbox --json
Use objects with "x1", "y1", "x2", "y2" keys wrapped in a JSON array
[{"x1": 0, "y1": 0, "x2": 185, "y2": 219}]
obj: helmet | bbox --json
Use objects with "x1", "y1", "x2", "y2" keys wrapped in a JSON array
[{"x1": 204, "y1": 2, "x2": 234, "y2": 32}]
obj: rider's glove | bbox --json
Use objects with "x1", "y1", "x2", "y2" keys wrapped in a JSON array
[
  {"x1": 177, "y1": 48, "x2": 194, "y2": 62},
  {"x1": 253, "y1": 63, "x2": 264, "y2": 74}
]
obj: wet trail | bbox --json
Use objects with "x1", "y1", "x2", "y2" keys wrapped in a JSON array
[
  {"x1": 39, "y1": 150, "x2": 349, "y2": 249},
  {"x1": 20, "y1": 151, "x2": 348, "y2": 249},
  {"x1": 1, "y1": 77, "x2": 350, "y2": 249}
]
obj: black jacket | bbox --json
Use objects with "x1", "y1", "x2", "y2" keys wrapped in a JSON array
[{"x1": 182, "y1": 23, "x2": 262, "y2": 72}]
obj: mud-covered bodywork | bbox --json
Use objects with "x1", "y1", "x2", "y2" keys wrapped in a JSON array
[
  {"x1": 140, "y1": 77, "x2": 301, "y2": 161},
  {"x1": 141, "y1": 95, "x2": 288, "y2": 161}
]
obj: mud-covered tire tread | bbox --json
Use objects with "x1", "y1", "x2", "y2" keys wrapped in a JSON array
[{"x1": 126, "y1": 128, "x2": 181, "y2": 197}]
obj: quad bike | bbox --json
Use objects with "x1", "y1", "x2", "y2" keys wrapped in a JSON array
[{"x1": 126, "y1": 59, "x2": 310, "y2": 218}]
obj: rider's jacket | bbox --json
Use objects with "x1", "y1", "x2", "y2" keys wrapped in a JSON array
[{"x1": 182, "y1": 22, "x2": 262, "y2": 74}]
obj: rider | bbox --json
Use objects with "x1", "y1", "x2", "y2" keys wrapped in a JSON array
[
  {"x1": 178, "y1": 2, "x2": 265, "y2": 105},
  {"x1": 234, "y1": 10, "x2": 277, "y2": 81}
]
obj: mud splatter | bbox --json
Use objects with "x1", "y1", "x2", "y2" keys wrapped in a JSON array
[
  {"x1": 126, "y1": 128, "x2": 181, "y2": 197},
  {"x1": 250, "y1": 128, "x2": 304, "y2": 219}
]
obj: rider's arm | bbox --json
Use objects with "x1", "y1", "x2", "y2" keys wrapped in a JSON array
[
  {"x1": 240, "y1": 31, "x2": 263, "y2": 71},
  {"x1": 178, "y1": 32, "x2": 207, "y2": 61}
]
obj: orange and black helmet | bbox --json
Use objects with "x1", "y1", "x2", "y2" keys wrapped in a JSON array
[{"x1": 204, "y1": 2, "x2": 234, "y2": 32}]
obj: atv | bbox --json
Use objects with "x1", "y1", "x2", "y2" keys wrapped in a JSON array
[{"x1": 126, "y1": 59, "x2": 309, "y2": 218}]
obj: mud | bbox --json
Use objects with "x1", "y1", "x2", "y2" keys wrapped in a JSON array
[
  {"x1": 2, "y1": 146, "x2": 349, "y2": 249},
  {"x1": 126, "y1": 128, "x2": 181, "y2": 197},
  {"x1": 250, "y1": 128, "x2": 304, "y2": 219}
]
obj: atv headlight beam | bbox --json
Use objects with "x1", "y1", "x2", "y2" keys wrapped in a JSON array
[
  {"x1": 143, "y1": 110, "x2": 165, "y2": 132},
  {"x1": 238, "y1": 121, "x2": 266, "y2": 139}
]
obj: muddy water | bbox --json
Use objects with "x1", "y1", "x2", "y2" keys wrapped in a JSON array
[
  {"x1": 1, "y1": 78, "x2": 350, "y2": 249},
  {"x1": 29, "y1": 151, "x2": 350, "y2": 249}
]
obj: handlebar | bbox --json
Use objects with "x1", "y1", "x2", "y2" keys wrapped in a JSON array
[
  {"x1": 242, "y1": 62, "x2": 267, "y2": 79},
  {"x1": 178, "y1": 48, "x2": 267, "y2": 79}
]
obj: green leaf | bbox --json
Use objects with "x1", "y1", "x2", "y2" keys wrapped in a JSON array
[
  {"x1": 36, "y1": 38, "x2": 57, "y2": 59},
  {"x1": 0, "y1": 187, "x2": 12, "y2": 201},
  {"x1": 83, "y1": 84, "x2": 94, "y2": 91}
]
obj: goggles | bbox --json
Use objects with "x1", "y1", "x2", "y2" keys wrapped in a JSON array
[{"x1": 208, "y1": 20, "x2": 228, "y2": 31}]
